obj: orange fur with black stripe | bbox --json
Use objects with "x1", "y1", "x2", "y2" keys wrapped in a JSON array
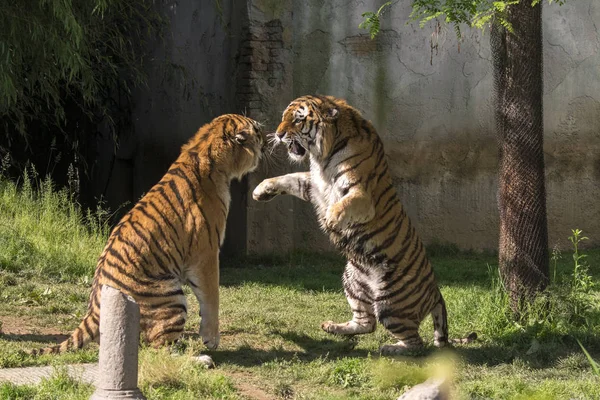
[
  {"x1": 30, "y1": 114, "x2": 264, "y2": 356},
  {"x1": 253, "y1": 95, "x2": 475, "y2": 353}
]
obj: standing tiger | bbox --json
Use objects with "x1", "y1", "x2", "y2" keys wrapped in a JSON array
[
  {"x1": 253, "y1": 95, "x2": 475, "y2": 353},
  {"x1": 30, "y1": 114, "x2": 264, "y2": 359}
]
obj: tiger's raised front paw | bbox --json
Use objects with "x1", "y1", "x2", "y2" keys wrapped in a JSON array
[
  {"x1": 252, "y1": 179, "x2": 282, "y2": 201},
  {"x1": 324, "y1": 205, "x2": 350, "y2": 230}
]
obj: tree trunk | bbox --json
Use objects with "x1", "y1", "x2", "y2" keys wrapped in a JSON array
[{"x1": 491, "y1": 1, "x2": 549, "y2": 313}]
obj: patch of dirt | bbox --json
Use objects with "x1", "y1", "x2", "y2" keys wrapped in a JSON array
[
  {"x1": 0, "y1": 314, "x2": 69, "y2": 343},
  {"x1": 223, "y1": 370, "x2": 278, "y2": 400}
]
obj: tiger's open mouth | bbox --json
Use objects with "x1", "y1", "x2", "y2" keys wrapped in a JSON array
[{"x1": 288, "y1": 140, "x2": 306, "y2": 157}]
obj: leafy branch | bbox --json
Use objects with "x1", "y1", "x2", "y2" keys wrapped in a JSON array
[
  {"x1": 359, "y1": 1, "x2": 396, "y2": 39},
  {"x1": 360, "y1": 0, "x2": 566, "y2": 39},
  {"x1": 0, "y1": 0, "x2": 164, "y2": 142}
]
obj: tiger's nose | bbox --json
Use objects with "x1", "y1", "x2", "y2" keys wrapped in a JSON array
[{"x1": 276, "y1": 131, "x2": 286, "y2": 140}]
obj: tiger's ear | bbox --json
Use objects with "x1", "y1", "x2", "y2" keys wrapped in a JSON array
[
  {"x1": 322, "y1": 107, "x2": 339, "y2": 121},
  {"x1": 234, "y1": 132, "x2": 247, "y2": 144}
]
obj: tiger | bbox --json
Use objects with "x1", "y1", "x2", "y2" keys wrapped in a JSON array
[
  {"x1": 30, "y1": 114, "x2": 265, "y2": 362},
  {"x1": 253, "y1": 95, "x2": 476, "y2": 353}
]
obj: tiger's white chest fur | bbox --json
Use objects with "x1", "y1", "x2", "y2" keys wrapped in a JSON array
[{"x1": 309, "y1": 156, "x2": 346, "y2": 223}]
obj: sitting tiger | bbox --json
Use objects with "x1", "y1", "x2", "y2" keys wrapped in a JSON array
[
  {"x1": 30, "y1": 114, "x2": 264, "y2": 362},
  {"x1": 253, "y1": 95, "x2": 475, "y2": 353}
]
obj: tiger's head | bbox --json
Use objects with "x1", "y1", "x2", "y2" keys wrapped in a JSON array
[
  {"x1": 218, "y1": 114, "x2": 265, "y2": 178},
  {"x1": 186, "y1": 114, "x2": 265, "y2": 180},
  {"x1": 273, "y1": 95, "x2": 340, "y2": 162}
]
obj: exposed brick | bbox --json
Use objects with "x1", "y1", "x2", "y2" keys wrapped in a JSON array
[
  {"x1": 248, "y1": 31, "x2": 268, "y2": 41},
  {"x1": 253, "y1": 63, "x2": 268, "y2": 71},
  {"x1": 270, "y1": 69, "x2": 284, "y2": 81},
  {"x1": 240, "y1": 55, "x2": 264, "y2": 64},
  {"x1": 265, "y1": 20, "x2": 282, "y2": 28},
  {"x1": 239, "y1": 78, "x2": 258, "y2": 87},
  {"x1": 241, "y1": 41, "x2": 257, "y2": 50},
  {"x1": 237, "y1": 93, "x2": 261, "y2": 102},
  {"x1": 269, "y1": 48, "x2": 283, "y2": 58},
  {"x1": 266, "y1": 41, "x2": 283, "y2": 49},
  {"x1": 267, "y1": 63, "x2": 283, "y2": 72},
  {"x1": 240, "y1": 70, "x2": 262, "y2": 79},
  {"x1": 252, "y1": 46, "x2": 270, "y2": 59}
]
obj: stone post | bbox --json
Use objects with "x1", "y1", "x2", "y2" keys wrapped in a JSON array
[{"x1": 90, "y1": 285, "x2": 146, "y2": 400}]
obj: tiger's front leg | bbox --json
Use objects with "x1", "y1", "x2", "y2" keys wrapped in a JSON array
[
  {"x1": 252, "y1": 172, "x2": 311, "y2": 202},
  {"x1": 325, "y1": 185, "x2": 375, "y2": 230},
  {"x1": 188, "y1": 254, "x2": 220, "y2": 351}
]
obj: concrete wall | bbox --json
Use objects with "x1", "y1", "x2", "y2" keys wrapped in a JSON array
[
  {"x1": 245, "y1": 0, "x2": 600, "y2": 252},
  {"x1": 93, "y1": 0, "x2": 600, "y2": 255}
]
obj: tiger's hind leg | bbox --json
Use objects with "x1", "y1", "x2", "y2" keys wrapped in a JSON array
[
  {"x1": 376, "y1": 304, "x2": 424, "y2": 354},
  {"x1": 141, "y1": 285, "x2": 188, "y2": 347},
  {"x1": 321, "y1": 262, "x2": 376, "y2": 336},
  {"x1": 431, "y1": 296, "x2": 449, "y2": 348}
]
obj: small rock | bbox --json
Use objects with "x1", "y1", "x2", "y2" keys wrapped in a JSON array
[
  {"x1": 192, "y1": 354, "x2": 215, "y2": 368},
  {"x1": 397, "y1": 377, "x2": 448, "y2": 400}
]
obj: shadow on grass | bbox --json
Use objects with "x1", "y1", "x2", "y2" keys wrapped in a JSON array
[
  {"x1": 221, "y1": 248, "x2": 600, "y2": 294},
  {"x1": 0, "y1": 333, "x2": 69, "y2": 344},
  {"x1": 207, "y1": 321, "x2": 600, "y2": 370},
  {"x1": 220, "y1": 251, "x2": 345, "y2": 292},
  {"x1": 183, "y1": 330, "x2": 372, "y2": 367},
  {"x1": 209, "y1": 345, "x2": 373, "y2": 368},
  {"x1": 220, "y1": 250, "x2": 501, "y2": 291},
  {"x1": 451, "y1": 329, "x2": 600, "y2": 369}
]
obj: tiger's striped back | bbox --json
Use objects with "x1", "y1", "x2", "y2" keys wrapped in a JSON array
[{"x1": 30, "y1": 114, "x2": 264, "y2": 355}]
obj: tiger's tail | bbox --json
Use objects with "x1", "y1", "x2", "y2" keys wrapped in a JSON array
[
  {"x1": 431, "y1": 296, "x2": 477, "y2": 347},
  {"x1": 27, "y1": 309, "x2": 100, "y2": 356}
]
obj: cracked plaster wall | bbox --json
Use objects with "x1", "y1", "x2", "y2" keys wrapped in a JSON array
[{"x1": 246, "y1": 0, "x2": 600, "y2": 252}]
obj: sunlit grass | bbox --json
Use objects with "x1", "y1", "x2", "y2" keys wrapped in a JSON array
[{"x1": 0, "y1": 176, "x2": 599, "y2": 399}]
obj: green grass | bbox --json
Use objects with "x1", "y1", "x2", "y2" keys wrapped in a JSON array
[{"x1": 1, "y1": 176, "x2": 599, "y2": 399}]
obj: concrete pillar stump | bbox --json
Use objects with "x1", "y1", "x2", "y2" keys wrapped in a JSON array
[{"x1": 90, "y1": 285, "x2": 146, "y2": 400}]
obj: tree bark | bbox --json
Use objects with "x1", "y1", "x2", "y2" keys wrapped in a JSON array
[{"x1": 491, "y1": 1, "x2": 549, "y2": 313}]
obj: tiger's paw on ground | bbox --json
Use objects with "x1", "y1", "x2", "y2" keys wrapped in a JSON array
[
  {"x1": 200, "y1": 328, "x2": 220, "y2": 350},
  {"x1": 379, "y1": 342, "x2": 424, "y2": 355},
  {"x1": 321, "y1": 320, "x2": 375, "y2": 335}
]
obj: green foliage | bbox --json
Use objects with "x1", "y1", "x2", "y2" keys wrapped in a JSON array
[
  {"x1": 139, "y1": 348, "x2": 238, "y2": 399},
  {"x1": 359, "y1": 1, "x2": 394, "y2": 39},
  {"x1": 569, "y1": 229, "x2": 595, "y2": 294},
  {"x1": 0, "y1": 0, "x2": 163, "y2": 181},
  {"x1": 0, "y1": 169, "x2": 109, "y2": 281},
  {"x1": 578, "y1": 341, "x2": 600, "y2": 378},
  {"x1": 361, "y1": 0, "x2": 566, "y2": 39},
  {"x1": 485, "y1": 229, "x2": 598, "y2": 340},
  {"x1": 0, "y1": 0, "x2": 162, "y2": 131},
  {"x1": 328, "y1": 358, "x2": 368, "y2": 388}
]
